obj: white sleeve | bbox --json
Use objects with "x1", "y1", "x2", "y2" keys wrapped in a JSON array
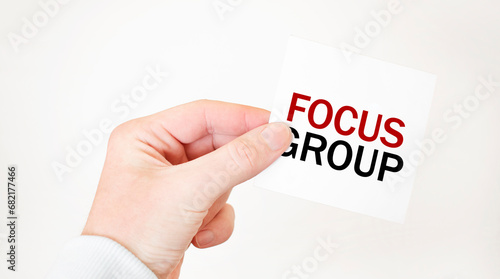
[{"x1": 46, "y1": 235, "x2": 158, "y2": 279}]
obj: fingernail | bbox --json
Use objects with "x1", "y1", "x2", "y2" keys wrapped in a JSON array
[
  {"x1": 260, "y1": 122, "x2": 292, "y2": 151},
  {"x1": 196, "y1": 230, "x2": 215, "y2": 246}
]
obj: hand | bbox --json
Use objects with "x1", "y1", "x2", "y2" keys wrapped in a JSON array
[{"x1": 82, "y1": 100, "x2": 292, "y2": 278}]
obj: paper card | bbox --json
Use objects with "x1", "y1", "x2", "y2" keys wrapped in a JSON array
[{"x1": 255, "y1": 36, "x2": 436, "y2": 223}]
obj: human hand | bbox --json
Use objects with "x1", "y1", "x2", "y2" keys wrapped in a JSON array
[{"x1": 82, "y1": 100, "x2": 292, "y2": 278}]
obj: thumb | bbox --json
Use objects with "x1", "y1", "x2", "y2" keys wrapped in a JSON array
[{"x1": 180, "y1": 122, "x2": 292, "y2": 211}]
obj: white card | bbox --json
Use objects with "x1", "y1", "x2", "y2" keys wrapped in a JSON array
[{"x1": 255, "y1": 36, "x2": 436, "y2": 223}]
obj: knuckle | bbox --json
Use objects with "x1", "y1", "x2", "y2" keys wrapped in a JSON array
[
  {"x1": 109, "y1": 120, "x2": 138, "y2": 141},
  {"x1": 182, "y1": 209, "x2": 206, "y2": 227},
  {"x1": 109, "y1": 122, "x2": 127, "y2": 139},
  {"x1": 228, "y1": 138, "x2": 259, "y2": 171},
  {"x1": 190, "y1": 99, "x2": 211, "y2": 107}
]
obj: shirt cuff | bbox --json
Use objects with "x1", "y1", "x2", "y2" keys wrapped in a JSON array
[{"x1": 46, "y1": 235, "x2": 157, "y2": 279}]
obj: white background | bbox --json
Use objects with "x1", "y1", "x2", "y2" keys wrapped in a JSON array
[{"x1": 0, "y1": 0, "x2": 499, "y2": 278}]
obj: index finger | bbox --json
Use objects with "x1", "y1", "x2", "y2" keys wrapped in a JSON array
[
  {"x1": 144, "y1": 100, "x2": 270, "y2": 160},
  {"x1": 153, "y1": 100, "x2": 270, "y2": 142}
]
